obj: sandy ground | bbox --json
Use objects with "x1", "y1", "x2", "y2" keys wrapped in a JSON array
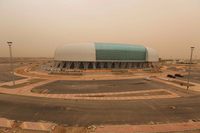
[
  {"x1": 0, "y1": 58, "x2": 200, "y2": 132},
  {"x1": 0, "y1": 64, "x2": 25, "y2": 83}
]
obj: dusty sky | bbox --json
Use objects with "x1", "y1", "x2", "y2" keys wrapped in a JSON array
[{"x1": 0, "y1": 0, "x2": 199, "y2": 59}]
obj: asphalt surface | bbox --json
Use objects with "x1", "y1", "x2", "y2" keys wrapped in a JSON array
[
  {"x1": 32, "y1": 79, "x2": 157, "y2": 94},
  {"x1": 0, "y1": 94, "x2": 200, "y2": 126},
  {"x1": 32, "y1": 79, "x2": 193, "y2": 95}
]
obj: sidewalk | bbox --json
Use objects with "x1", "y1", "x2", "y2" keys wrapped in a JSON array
[{"x1": 95, "y1": 122, "x2": 200, "y2": 133}]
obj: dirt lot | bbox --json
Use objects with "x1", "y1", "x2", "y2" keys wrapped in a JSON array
[
  {"x1": 177, "y1": 65, "x2": 200, "y2": 84},
  {"x1": 0, "y1": 63, "x2": 25, "y2": 83},
  {"x1": 1, "y1": 78, "x2": 45, "y2": 89},
  {"x1": 163, "y1": 63, "x2": 200, "y2": 84},
  {"x1": 0, "y1": 57, "x2": 51, "y2": 64},
  {"x1": 0, "y1": 126, "x2": 89, "y2": 133},
  {"x1": 0, "y1": 57, "x2": 51, "y2": 83}
]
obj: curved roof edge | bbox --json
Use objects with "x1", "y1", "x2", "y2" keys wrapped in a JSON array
[
  {"x1": 54, "y1": 43, "x2": 96, "y2": 61},
  {"x1": 146, "y1": 47, "x2": 159, "y2": 62},
  {"x1": 54, "y1": 43, "x2": 159, "y2": 62}
]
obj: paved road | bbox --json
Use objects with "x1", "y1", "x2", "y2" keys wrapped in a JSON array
[{"x1": 0, "y1": 94, "x2": 200, "y2": 126}]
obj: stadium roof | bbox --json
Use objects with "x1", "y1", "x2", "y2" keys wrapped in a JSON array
[{"x1": 54, "y1": 42, "x2": 158, "y2": 62}]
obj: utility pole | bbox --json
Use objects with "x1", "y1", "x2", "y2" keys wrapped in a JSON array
[
  {"x1": 7, "y1": 42, "x2": 15, "y2": 86},
  {"x1": 187, "y1": 46, "x2": 195, "y2": 92}
]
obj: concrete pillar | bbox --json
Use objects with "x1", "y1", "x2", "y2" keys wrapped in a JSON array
[
  {"x1": 63, "y1": 62, "x2": 66, "y2": 68},
  {"x1": 100, "y1": 62, "x2": 104, "y2": 69},
  {"x1": 107, "y1": 62, "x2": 112, "y2": 69},
  {"x1": 53, "y1": 61, "x2": 57, "y2": 68},
  {"x1": 121, "y1": 62, "x2": 127, "y2": 69},
  {"x1": 150, "y1": 63, "x2": 153, "y2": 68},
  {"x1": 145, "y1": 63, "x2": 148, "y2": 68},
  {"x1": 59, "y1": 62, "x2": 64, "y2": 70},
  {"x1": 138, "y1": 63, "x2": 141, "y2": 68},
  {"x1": 139, "y1": 63, "x2": 142, "y2": 68},
  {"x1": 127, "y1": 62, "x2": 132, "y2": 69},
  {"x1": 61, "y1": 62, "x2": 66, "y2": 71},
  {"x1": 114, "y1": 62, "x2": 120, "y2": 68},
  {"x1": 55, "y1": 61, "x2": 60, "y2": 68},
  {"x1": 152, "y1": 63, "x2": 156, "y2": 68},
  {"x1": 74, "y1": 62, "x2": 80, "y2": 69},
  {"x1": 83, "y1": 62, "x2": 89, "y2": 69},
  {"x1": 66, "y1": 62, "x2": 72, "y2": 69},
  {"x1": 56, "y1": 62, "x2": 62, "y2": 72},
  {"x1": 132, "y1": 63, "x2": 136, "y2": 68},
  {"x1": 140, "y1": 63, "x2": 143, "y2": 68},
  {"x1": 92, "y1": 62, "x2": 96, "y2": 69},
  {"x1": 143, "y1": 63, "x2": 146, "y2": 68}
]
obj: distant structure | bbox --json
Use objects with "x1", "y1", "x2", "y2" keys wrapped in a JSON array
[{"x1": 53, "y1": 42, "x2": 159, "y2": 70}]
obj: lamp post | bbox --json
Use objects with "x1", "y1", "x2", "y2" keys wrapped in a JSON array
[
  {"x1": 187, "y1": 46, "x2": 195, "y2": 92},
  {"x1": 7, "y1": 42, "x2": 15, "y2": 86}
]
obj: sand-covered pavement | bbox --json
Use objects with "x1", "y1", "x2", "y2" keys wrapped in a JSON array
[{"x1": 0, "y1": 63, "x2": 200, "y2": 132}]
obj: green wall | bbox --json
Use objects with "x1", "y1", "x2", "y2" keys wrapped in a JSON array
[{"x1": 95, "y1": 42, "x2": 147, "y2": 62}]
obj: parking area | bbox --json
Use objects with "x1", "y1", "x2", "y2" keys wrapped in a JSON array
[{"x1": 31, "y1": 78, "x2": 198, "y2": 99}]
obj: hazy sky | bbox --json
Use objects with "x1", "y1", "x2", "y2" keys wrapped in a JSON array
[{"x1": 0, "y1": 0, "x2": 200, "y2": 59}]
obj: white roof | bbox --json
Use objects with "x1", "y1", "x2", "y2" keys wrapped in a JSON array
[
  {"x1": 54, "y1": 43, "x2": 159, "y2": 62},
  {"x1": 54, "y1": 43, "x2": 96, "y2": 61},
  {"x1": 146, "y1": 47, "x2": 159, "y2": 62}
]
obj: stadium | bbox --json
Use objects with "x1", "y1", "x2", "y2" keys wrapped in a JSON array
[{"x1": 53, "y1": 42, "x2": 159, "y2": 70}]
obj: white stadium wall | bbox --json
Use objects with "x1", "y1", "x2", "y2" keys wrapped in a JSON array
[
  {"x1": 53, "y1": 43, "x2": 159, "y2": 70},
  {"x1": 146, "y1": 47, "x2": 159, "y2": 62},
  {"x1": 54, "y1": 43, "x2": 96, "y2": 62}
]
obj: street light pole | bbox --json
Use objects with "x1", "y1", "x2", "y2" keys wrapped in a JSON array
[
  {"x1": 187, "y1": 46, "x2": 195, "y2": 92},
  {"x1": 7, "y1": 42, "x2": 15, "y2": 86}
]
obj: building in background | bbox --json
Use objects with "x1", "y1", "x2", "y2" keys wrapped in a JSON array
[{"x1": 53, "y1": 42, "x2": 159, "y2": 70}]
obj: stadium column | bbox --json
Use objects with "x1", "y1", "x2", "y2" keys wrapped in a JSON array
[
  {"x1": 107, "y1": 62, "x2": 112, "y2": 69},
  {"x1": 127, "y1": 62, "x2": 132, "y2": 69},
  {"x1": 121, "y1": 62, "x2": 127, "y2": 68},
  {"x1": 74, "y1": 62, "x2": 80, "y2": 69},
  {"x1": 83, "y1": 62, "x2": 89, "y2": 69},
  {"x1": 100, "y1": 62, "x2": 104, "y2": 69},
  {"x1": 92, "y1": 62, "x2": 96, "y2": 69},
  {"x1": 53, "y1": 61, "x2": 57, "y2": 68},
  {"x1": 66, "y1": 62, "x2": 72, "y2": 69},
  {"x1": 133, "y1": 63, "x2": 137, "y2": 68},
  {"x1": 143, "y1": 63, "x2": 146, "y2": 68},
  {"x1": 114, "y1": 62, "x2": 120, "y2": 68},
  {"x1": 60, "y1": 62, "x2": 65, "y2": 68}
]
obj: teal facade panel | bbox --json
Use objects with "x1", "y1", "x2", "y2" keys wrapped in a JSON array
[{"x1": 95, "y1": 42, "x2": 147, "y2": 62}]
